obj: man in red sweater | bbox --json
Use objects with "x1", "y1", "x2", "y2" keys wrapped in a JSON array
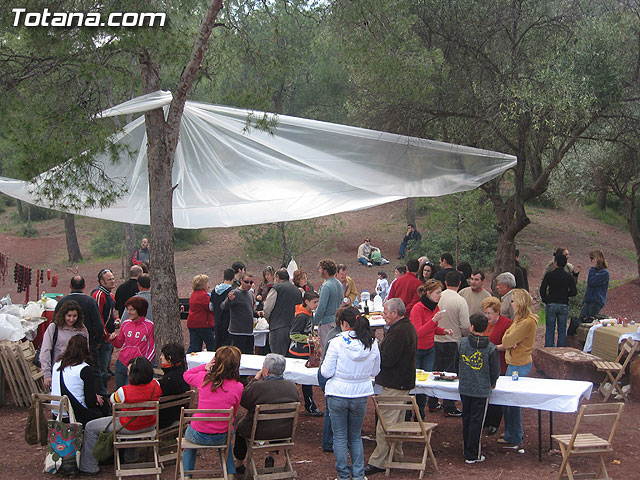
[{"x1": 387, "y1": 258, "x2": 422, "y2": 315}]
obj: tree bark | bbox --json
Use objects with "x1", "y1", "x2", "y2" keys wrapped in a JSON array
[
  {"x1": 597, "y1": 189, "x2": 607, "y2": 210},
  {"x1": 63, "y1": 213, "x2": 83, "y2": 263},
  {"x1": 277, "y1": 222, "x2": 289, "y2": 267},
  {"x1": 124, "y1": 223, "x2": 136, "y2": 268},
  {"x1": 406, "y1": 198, "x2": 416, "y2": 226},
  {"x1": 137, "y1": 0, "x2": 225, "y2": 353}
]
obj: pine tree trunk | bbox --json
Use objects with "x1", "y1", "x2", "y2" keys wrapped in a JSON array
[
  {"x1": 124, "y1": 224, "x2": 136, "y2": 268},
  {"x1": 406, "y1": 198, "x2": 416, "y2": 226},
  {"x1": 63, "y1": 213, "x2": 83, "y2": 263},
  {"x1": 136, "y1": 0, "x2": 225, "y2": 353}
]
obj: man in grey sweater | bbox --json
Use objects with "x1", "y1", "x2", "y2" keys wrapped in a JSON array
[
  {"x1": 314, "y1": 259, "x2": 343, "y2": 347},
  {"x1": 221, "y1": 273, "x2": 258, "y2": 354}
]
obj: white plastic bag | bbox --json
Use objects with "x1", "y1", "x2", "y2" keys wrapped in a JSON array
[
  {"x1": 286, "y1": 258, "x2": 298, "y2": 282},
  {"x1": 23, "y1": 301, "x2": 45, "y2": 319},
  {"x1": 255, "y1": 317, "x2": 269, "y2": 331},
  {"x1": 0, "y1": 313, "x2": 24, "y2": 341}
]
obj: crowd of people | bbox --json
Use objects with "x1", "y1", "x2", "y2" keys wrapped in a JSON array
[{"x1": 35, "y1": 232, "x2": 612, "y2": 477}]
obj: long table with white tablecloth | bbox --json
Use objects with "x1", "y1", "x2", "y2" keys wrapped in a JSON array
[{"x1": 187, "y1": 352, "x2": 592, "y2": 413}]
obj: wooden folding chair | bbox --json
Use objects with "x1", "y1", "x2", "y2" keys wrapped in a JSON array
[
  {"x1": 31, "y1": 393, "x2": 71, "y2": 445},
  {"x1": 372, "y1": 396, "x2": 438, "y2": 480},
  {"x1": 113, "y1": 400, "x2": 161, "y2": 480},
  {"x1": 593, "y1": 337, "x2": 639, "y2": 401},
  {"x1": 243, "y1": 402, "x2": 300, "y2": 480},
  {"x1": 157, "y1": 390, "x2": 195, "y2": 466},
  {"x1": 174, "y1": 407, "x2": 234, "y2": 480},
  {"x1": 551, "y1": 402, "x2": 624, "y2": 480}
]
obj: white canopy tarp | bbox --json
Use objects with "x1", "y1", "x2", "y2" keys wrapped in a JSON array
[{"x1": 0, "y1": 91, "x2": 516, "y2": 228}]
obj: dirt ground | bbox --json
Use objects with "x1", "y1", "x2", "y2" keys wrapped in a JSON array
[{"x1": 1, "y1": 201, "x2": 640, "y2": 478}]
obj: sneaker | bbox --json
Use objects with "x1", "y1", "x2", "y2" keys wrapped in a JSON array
[
  {"x1": 367, "y1": 262, "x2": 373, "y2": 267},
  {"x1": 465, "y1": 455, "x2": 486, "y2": 464},
  {"x1": 444, "y1": 408, "x2": 463, "y2": 417},
  {"x1": 364, "y1": 464, "x2": 385, "y2": 475},
  {"x1": 486, "y1": 426, "x2": 498, "y2": 436},
  {"x1": 497, "y1": 438, "x2": 520, "y2": 446},
  {"x1": 397, "y1": 255, "x2": 405, "y2": 260},
  {"x1": 428, "y1": 403, "x2": 442, "y2": 413},
  {"x1": 306, "y1": 406, "x2": 324, "y2": 417},
  {"x1": 381, "y1": 258, "x2": 390, "y2": 264}
]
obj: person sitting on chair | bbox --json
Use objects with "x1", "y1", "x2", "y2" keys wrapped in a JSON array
[{"x1": 233, "y1": 354, "x2": 299, "y2": 475}]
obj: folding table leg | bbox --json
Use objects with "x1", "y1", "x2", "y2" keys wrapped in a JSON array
[{"x1": 538, "y1": 410, "x2": 542, "y2": 462}]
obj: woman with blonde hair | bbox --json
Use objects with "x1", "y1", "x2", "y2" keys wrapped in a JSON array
[
  {"x1": 187, "y1": 274, "x2": 214, "y2": 353},
  {"x1": 182, "y1": 345, "x2": 244, "y2": 476},
  {"x1": 497, "y1": 289, "x2": 537, "y2": 446},
  {"x1": 578, "y1": 250, "x2": 610, "y2": 321}
]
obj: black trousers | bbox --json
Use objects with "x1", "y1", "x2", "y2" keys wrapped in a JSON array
[
  {"x1": 230, "y1": 334, "x2": 254, "y2": 354},
  {"x1": 427, "y1": 342, "x2": 458, "y2": 412},
  {"x1": 461, "y1": 395, "x2": 489, "y2": 461},
  {"x1": 484, "y1": 403, "x2": 503, "y2": 429}
]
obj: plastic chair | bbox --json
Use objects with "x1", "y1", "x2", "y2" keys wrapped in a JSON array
[
  {"x1": 593, "y1": 337, "x2": 639, "y2": 401},
  {"x1": 551, "y1": 402, "x2": 624, "y2": 480},
  {"x1": 112, "y1": 400, "x2": 161, "y2": 480},
  {"x1": 371, "y1": 395, "x2": 438, "y2": 479},
  {"x1": 174, "y1": 407, "x2": 234, "y2": 480},
  {"x1": 243, "y1": 402, "x2": 300, "y2": 480}
]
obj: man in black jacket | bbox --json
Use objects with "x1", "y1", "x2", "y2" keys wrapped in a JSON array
[
  {"x1": 263, "y1": 269, "x2": 302, "y2": 356},
  {"x1": 365, "y1": 298, "x2": 417, "y2": 476},
  {"x1": 114, "y1": 265, "x2": 142, "y2": 317},
  {"x1": 540, "y1": 253, "x2": 577, "y2": 347},
  {"x1": 212, "y1": 268, "x2": 235, "y2": 350}
]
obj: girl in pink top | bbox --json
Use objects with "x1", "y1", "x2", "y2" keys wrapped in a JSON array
[
  {"x1": 182, "y1": 345, "x2": 244, "y2": 476},
  {"x1": 110, "y1": 297, "x2": 155, "y2": 389}
]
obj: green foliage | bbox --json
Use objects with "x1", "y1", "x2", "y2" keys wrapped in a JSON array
[
  {"x1": 12, "y1": 203, "x2": 59, "y2": 222},
  {"x1": 238, "y1": 217, "x2": 344, "y2": 265},
  {"x1": 585, "y1": 203, "x2": 627, "y2": 229},
  {"x1": 410, "y1": 191, "x2": 497, "y2": 268},
  {"x1": 91, "y1": 222, "x2": 205, "y2": 257}
]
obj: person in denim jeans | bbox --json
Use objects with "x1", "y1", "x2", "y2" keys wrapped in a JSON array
[
  {"x1": 318, "y1": 323, "x2": 342, "y2": 451},
  {"x1": 182, "y1": 346, "x2": 244, "y2": 476},
  {"x1": 496, "y1": 290, "x2": 538, "y2": 446},
  {"x1": 321, "y1": 307, "x2": 380, "y2": 480},
  {"x1": 540, "y1": 253, "x2": 576, "y2": 347}
]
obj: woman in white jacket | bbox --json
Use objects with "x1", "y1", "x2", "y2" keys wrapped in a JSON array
[{"x1": 321, "y1": 306, "x2": 381, "y2": 480}]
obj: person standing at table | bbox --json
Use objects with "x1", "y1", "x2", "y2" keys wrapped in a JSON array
[
  {"x1": 221, "y1": 273, "x2": 258, "y2": 354},
  {"x1": 427, "y1": 270, "x2": 470, "y2": 417},
  {"x1": 321, "y1": 306, "x2": 380, "y2": 480},
  {"x1": 288, "y1": 291, "x2": 323, "y2": 416},
  {"x1": 315, "y1": 259, "x2": 343, "y2": 347},
  {"x1": 456, "y1": 313, "x2": 500, "y2": 464},
  {"x1": 186, "y1": 274, "x2": 215, "y2": 353},
  {"x1": 540, "y1": 253, "x2": 577, "y2": 347},
  {"x1": 458, "y1": 270, "x2": 491, "y2": 316},
  {"x1": 264, "y1": 269, "x2": 302, "y2": 356},
  {"x1": 496, "y1": 289, "x2": 537, "y2": 447},
  {"x1": 495, "y1": 272, "x2": 516, "y2": 320},
  {"x1": 480, "y1": 296, "x2": 512, "y2": 436},
  {"x1": 387, "y1": 258, "x2": 422, "y2": 315},
  {"x1": 365, "y1": 298, "x2": 417, "y2": 477},
  {"x1": 212, "y1": 268, "x2": 235, "y2": 350},
  {"x1": 578, "y1": 250, "x2": 610, "y2": 321}
]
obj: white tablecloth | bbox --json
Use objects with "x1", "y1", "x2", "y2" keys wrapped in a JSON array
[
  {"x1": 409, "y1": 376, "x2": 592, "y2": 413},
  {"x1": 187, "y1": 352, "x2": 319, "y2": 385},
  {"x1": 187, "y1": 353, "x2": 592, "y2": 413}
]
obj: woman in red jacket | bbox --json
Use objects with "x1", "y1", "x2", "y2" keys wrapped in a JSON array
[
  {"x1": 187, "y1": 274, "x2": 215, "y2": 353},
  {"x1": 410, "y1": 280, "x2": 453, "y2": 419},
  {"x1": 481, "y1": 296, "x2": 512, "y2": 435}
]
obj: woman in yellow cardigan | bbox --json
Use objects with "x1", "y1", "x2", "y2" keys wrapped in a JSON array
[{"x1": 496, "y1": 289, "x2": 538, "y2": 446}]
